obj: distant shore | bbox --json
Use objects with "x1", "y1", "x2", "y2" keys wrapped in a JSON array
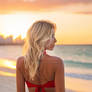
[
  {"x1": 0, "y1": 43, "x2": 24, "y2": 45},
  {"x1": 0, "y1": 44, "x2": 92, "y2": 46}
]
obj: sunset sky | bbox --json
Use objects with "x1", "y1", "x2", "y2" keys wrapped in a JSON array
[{"x1": 0, "y1": 0, "x2": 92, "y2": 45}]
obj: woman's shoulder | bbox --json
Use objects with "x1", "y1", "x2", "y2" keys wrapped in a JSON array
[
  {"x1": 16, "y1": 56, "x2": 25, "y2": 70},
  {"x1": 48, "y1": 55, "x2": 64, "y2": 64},
  {"x1": 49, "y1": 56, "x2": 64, "y2": 75},
  {"x1": 47, "y1": 55, "x2": 64, "y2": 73}
]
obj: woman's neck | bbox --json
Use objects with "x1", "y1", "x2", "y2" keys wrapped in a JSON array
[
  {"x1": 40, "y1": 50, "x2": 47, "y2": 61},
  {"x1": 43, "y1": 50, "x2": 46, "y2": 55}
]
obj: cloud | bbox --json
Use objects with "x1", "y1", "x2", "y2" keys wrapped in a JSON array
[
  {"x1": 0, "y1": 0, "x2": 92, "y2": 13},
  {"x1": 74, "y1": 11, "x2": 92, "y2": 15}
]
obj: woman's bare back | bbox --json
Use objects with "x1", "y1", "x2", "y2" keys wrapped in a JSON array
[{"x1": 16, "y1": 54, "x2": 65, "y2": 92}]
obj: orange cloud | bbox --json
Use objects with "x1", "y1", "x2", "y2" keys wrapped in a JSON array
[
  {"x1": 74, "y1": 11, "x2": 92, "y2": 15},
  {"x1": 0, "y1": 0, "x2": 92, "y2": 13}
]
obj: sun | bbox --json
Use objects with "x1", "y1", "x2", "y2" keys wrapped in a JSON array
[{"x1": 1, "y1": 13, "x2": 35, "y2": 40}]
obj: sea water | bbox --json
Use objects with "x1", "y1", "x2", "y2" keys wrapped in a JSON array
[
  {"x1": 47, "y1": 45, "x2": 92, "y2": 92},
  {"x1": 0, "y1": 45, "x2": 92, "y2": 92}
]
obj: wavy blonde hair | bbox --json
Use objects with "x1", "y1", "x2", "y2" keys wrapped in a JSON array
[{"x1": 22, "y1": 20, "x2": 56, "y2": 80}]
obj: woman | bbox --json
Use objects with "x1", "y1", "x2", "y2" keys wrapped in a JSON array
[{"x1": 16, "y1": 20, "x2": 65, "y2": 92}]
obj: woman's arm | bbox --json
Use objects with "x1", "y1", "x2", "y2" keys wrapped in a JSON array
[
  {"x1": 16, "y1": 57, "x2": 25, "y2": 92},
  {"x1": 55, "y1": 58, "x2": 65, "y2": 92}
]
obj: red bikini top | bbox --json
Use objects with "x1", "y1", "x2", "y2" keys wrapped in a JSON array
[
  {"x1": 25, "y1": 80, "x2": 55, "y2": 92},
  {"x1": 25, "y1": 50, "x2": 55, "y2": 92}
]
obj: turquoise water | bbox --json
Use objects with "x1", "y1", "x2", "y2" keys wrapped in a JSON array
[{"x1": 47, "y1": 45, "x2": 92, "y2": 81}]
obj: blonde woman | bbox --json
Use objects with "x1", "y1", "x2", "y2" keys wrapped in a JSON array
[{"x1": 16, "y1": 20, "x2": 65, "y2": 92}]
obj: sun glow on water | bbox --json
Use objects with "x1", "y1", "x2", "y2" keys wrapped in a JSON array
[
  {"x1": 0, "y1": 59, "x2": 16, "y2": 69},
  {"x1": 0, "y1": 58, "x2": 16, "y2": 76},
  {"x1": 0, "y1": 71, "x2": 15, "y2": 77}
]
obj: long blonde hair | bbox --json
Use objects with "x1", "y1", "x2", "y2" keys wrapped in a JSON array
[{"x1": 22, "y1": 20, "x2": 56, "y2": 80}]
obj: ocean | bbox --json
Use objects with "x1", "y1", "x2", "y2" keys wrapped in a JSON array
[{"x1": 0, "y1": 45, "x2": 92, "y2": 92}]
